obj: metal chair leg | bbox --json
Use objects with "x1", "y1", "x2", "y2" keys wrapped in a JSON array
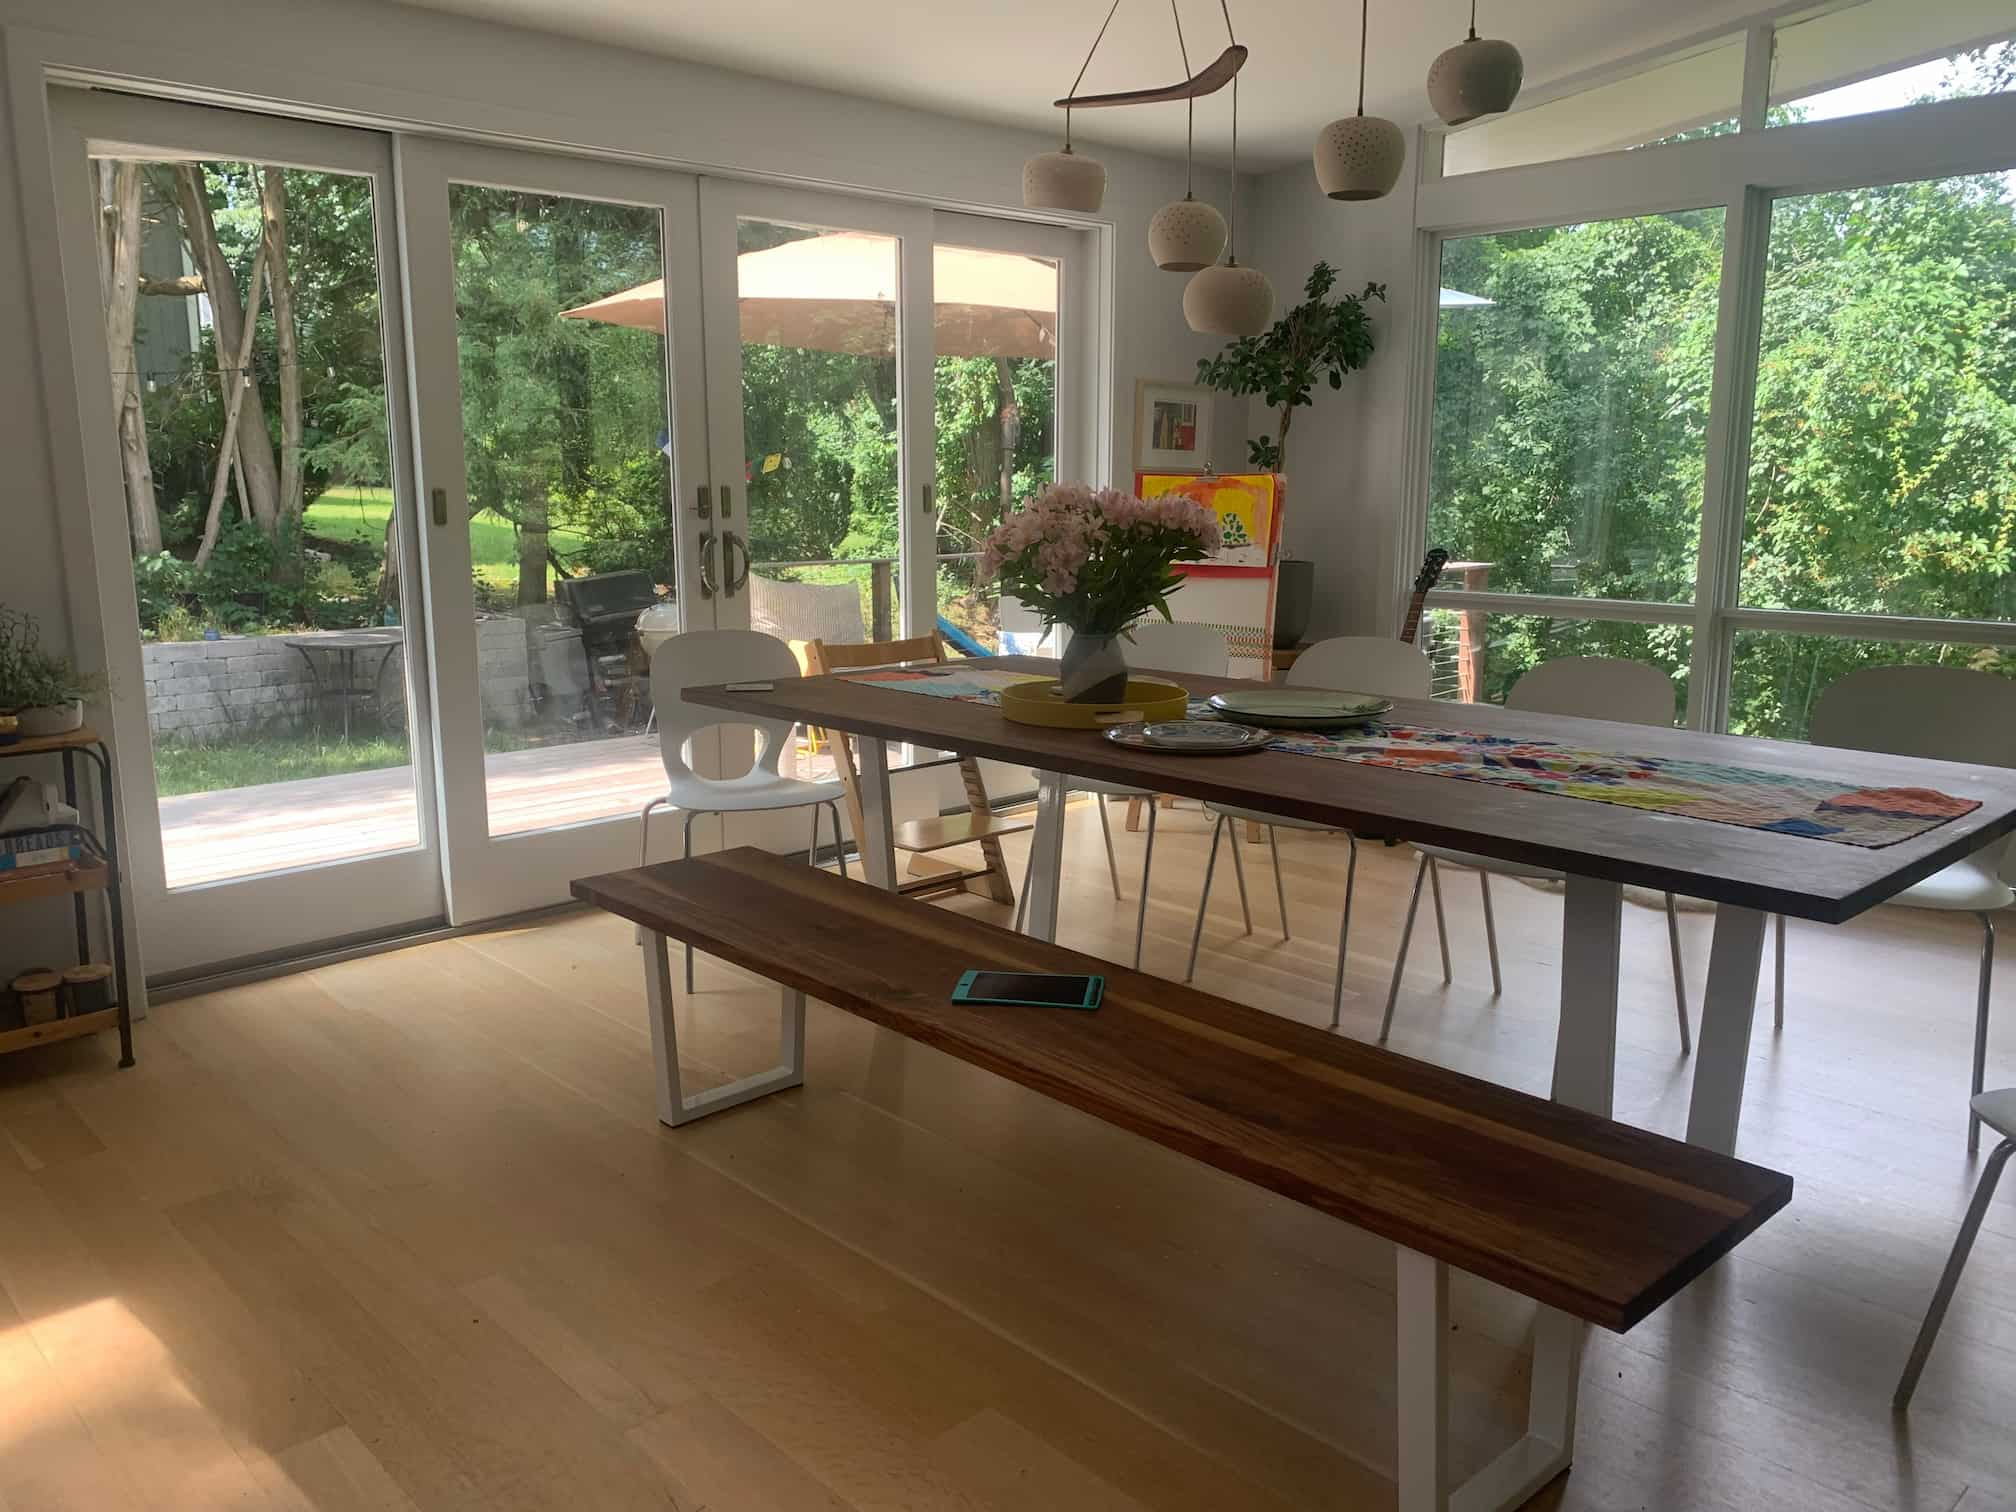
[
  {"x1": 1381, "y1": 854, "x2": 1431, "y2": 1042},
  {"x1": 828, "y1": 803, "x2": 849, "y2": 879},
  {"x1": 1666, "y1": 892, "x2": 1692, "y2": 1056},
  {"x1": 1185, "y1": 814, "x2": 1228, "y2": 982},
  {"x1": 1972, "y1": 912, "x2": 1996, "y2": 1154},
  {"x1": 1774, "y1": 912, "x2": 1786, "y2": 1030},
  {"x1": 1132, "y1": 801, "x2": 1159, "y2": 971},
  {"x1": 1014, "y1": 845, "x2": 1032, "y2": 934},
  {"x1": 1096, "y1": 794, "x2": 1122, "y2": 900},
  {"x1": 1267, "y1": 827, "x2": 1292, "y2": 939},
  {"x1": 1426, "y1": 855, "x2": 1453, "y2": 984},
  {"x1": 1895, "y1": 1137, "x2": 2015, "y2": 1411},
  {"x1": 1478, "y1": 870, "x2": 1503, "y2": 997},
  {"x1": 639, "y1": 795, "x2": 670, "y2": 866},
  {"x1": 683, "y1": 810, "x2": 701, "y2": 994},
  {"x1": 1330, "y1": 833, "x2": 1358, "y2": 1030},
  {"x1": 1227, "y1": 816, "x2": 1254, "y2": 933},
  {"x1": 806, "y1": 805, "x2": 822, "y2": 866}
]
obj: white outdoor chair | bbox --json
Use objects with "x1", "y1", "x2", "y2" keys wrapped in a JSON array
[
  {"x1": 640, "y1": 629, "x2": 848, "y2": 992},
  {"x1": 1013, "y1": 621, "x2": 1235, "y2": 965},
  {"x1": 1778, "y1": 665, "x2": 2016, "y2": 1151},
  {"x1": 1380, "y1": 657, "x2": 1693, "y2": 1052},
  {"x1": 1895, "y1": 1087, "x2": 2016, "y2": 1410},
  {"x1": 1184, "y1": 636, "x2": 1434, "y2": 1026}
]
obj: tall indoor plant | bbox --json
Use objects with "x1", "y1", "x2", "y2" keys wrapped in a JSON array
[
  {"x1": 1195, "y1": 261, "x2": 1385, "y2": 472},
  {"x1": 980, "y1": 484, "x2": 1221, "y2": 701}
]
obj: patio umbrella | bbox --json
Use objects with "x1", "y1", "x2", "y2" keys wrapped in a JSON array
[{"x1": 560, "y1": 232, "x2": 1058, "y2": 360}]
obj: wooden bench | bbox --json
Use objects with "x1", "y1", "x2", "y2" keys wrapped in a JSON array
[{"x1": 573, "y1": 848, "x2": 1792, "y2": 1512}]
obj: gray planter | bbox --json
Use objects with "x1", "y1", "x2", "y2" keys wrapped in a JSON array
[{"x1": 1273, "y1": 559, "x2": 1316, "y2": 650}]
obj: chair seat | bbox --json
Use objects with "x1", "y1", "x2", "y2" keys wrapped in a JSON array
[
  {"x1": 1975, "y1": 1088, "x2": 2016, "y2": 1141},
  {"x1": 1414, "y1": 842, "x2": 1560, "y2": 883},
  {"x1": 665, "y1": 773, "x2": 842, "y2": 815},
  {"x1": 1205, "y1": 801, "x2": 1336, "y2": 833},
  {"x1": 1893, "y1": 855, "x2": 2016, "y2": 914}
]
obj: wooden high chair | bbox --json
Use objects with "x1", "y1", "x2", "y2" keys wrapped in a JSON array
[{"x1": 804, "y1": 633, "x2": 1032, "y2": 904}]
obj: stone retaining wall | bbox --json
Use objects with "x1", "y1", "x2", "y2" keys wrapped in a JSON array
[{"x1": 142, "y1": 619, "x2": 536, "y2": 744}]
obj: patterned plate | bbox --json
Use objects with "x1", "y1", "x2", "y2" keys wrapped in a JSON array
[
  {"x1": 1206, "y1": 688, "x2": 1394, "y2": 730},
  {"x1": 1103, "y1": 720, "x2": 1274, "y2": 755}
]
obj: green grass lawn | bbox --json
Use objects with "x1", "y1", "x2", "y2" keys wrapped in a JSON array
[{"x1": 305, "y1": 485, "x2": 585, "y2": 594}]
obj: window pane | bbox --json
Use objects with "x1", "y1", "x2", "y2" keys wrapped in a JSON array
[
  {"x1": 1729, "y1": 630, "x2": 2015, "y2": 740},
  {"x1": 447, "y1": 185, "x2": 676, "y2": 839},
  {"x1": 1424, "y1": 610, "x2": 1690, "y2": 720},
  {"x1": 1740, "y1": 175, "x2": 2016, "y2": 620},
  {"x1": 1771, "y1": 2, "x2": 2013, "y2": 125},
  {"x1": 1442, "y1": 38, "x2": 1743, "y2": 176},
  {"x1": 1428, "y1": 211, "x2": 1725, "y2": 604},
  {"x1": 932, "y1": 243, "x2": 1058, "y2": 655}
]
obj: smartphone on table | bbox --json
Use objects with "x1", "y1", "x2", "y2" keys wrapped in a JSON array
[{"x1": 952, "y1": 970, "x2": 1104, "y2": 1011}]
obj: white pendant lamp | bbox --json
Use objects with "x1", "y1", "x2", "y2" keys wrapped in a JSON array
[
  {"x1": 1185, "y1": 75, "x2": 1274, "y2": 337},
  {"x1": 1149, "y1": 11, "x2": 1229, "y2": 271},
  {"x1": 1024, "y1": 0, "x2": 1120, "y2": 211},
  {"x1": 1313, "y1": 0, "x2": 1404, "y2": 201},
  {"x1": 1427, "y1": 0, "x2": 1524, "y2": 127}
]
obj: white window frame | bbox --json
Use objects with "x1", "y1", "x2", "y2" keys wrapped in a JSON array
[{"x1": 1401, "y1": 18, "x2": 2016, "y2": 731}]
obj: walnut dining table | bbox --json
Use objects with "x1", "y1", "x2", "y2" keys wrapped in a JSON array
[{"x1": 685, "y1": 656, "x2": 2016, "y2": 1154}]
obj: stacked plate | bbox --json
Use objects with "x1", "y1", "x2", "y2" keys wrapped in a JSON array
[{"x1": 1205, "y1": 688, "x2": 1393, "y2": 731}]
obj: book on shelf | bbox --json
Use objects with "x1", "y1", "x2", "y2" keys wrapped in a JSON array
[{"x1": 0, "y1": 832, "x2": 84, "y2": 871}]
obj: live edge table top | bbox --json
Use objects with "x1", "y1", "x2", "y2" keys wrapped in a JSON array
[{"x1": 684, "y1": 656, "x2": 2016, "y2": 925}]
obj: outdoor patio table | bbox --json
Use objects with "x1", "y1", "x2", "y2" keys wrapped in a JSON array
[
  {"x1": 685, "y1": 656, "x2": 2016, "y2": 1156},
  {"x1": 283, "y1": 628, "x2": 405, "y2": 742}
]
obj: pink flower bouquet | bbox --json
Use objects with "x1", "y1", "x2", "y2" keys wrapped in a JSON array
[{"x1": 978, "y1": 483, "x2": 1222, "y2": 638}]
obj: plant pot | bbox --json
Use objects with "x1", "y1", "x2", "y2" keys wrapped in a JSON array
[
  {"x1": 1273, "y1": 559, "x2": 1316, "y2": 650},
  {"x1": 1059, "y1": 632, "x2": 1130, "y2": 703},
  {"x1": 15, "y1": 700, "x2": 83, "y2": 737}
]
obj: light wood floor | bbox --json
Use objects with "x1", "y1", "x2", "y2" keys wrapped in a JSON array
[{"x1": 3, "y1": 804, "x2": 2013, "y2": 1510}]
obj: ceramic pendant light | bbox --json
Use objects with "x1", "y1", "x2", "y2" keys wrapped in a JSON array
[
  {"x1": 1149, "y1": 14, "x2": 1229, "y2": 271},
  {"x1": 1427, "y1": 0, "x2": 1524, "y2": 126},
  {"x1": 1024, "y1": 146, "x2": 1107, "y2": 212},
  {"x1": 1185, "y1": 76, "x2": 1274, "y2": 337},
  {"x1": 1313, "y1": 0, "x2": 1405, "y2": 201}
]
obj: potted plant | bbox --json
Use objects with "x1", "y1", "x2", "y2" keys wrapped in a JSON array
[
  {"x1": 979, "y1": 483, "x2": 1221, "y2": 701},
  {"x1": 1194, "y1": 261, "x2": 1385, "y2": 473},
  {"x1": 0, "y1": 608, "x2": 107, "y2": 737}
]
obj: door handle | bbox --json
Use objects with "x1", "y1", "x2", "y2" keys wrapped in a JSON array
[
  {"x1": 697, "y1": 532, "x2": 718, "y2": 599},
  {"x1": 723, "y1": 531, "x2": 750, "y2": 595},
  {"x1": 921, "y1": 483, "x2": 934, "y2": 517}
]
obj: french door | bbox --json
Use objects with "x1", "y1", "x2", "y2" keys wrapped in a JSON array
[
  {"x1": 398, "y1": 139, "x2": 712, "y2": 921},
  {"x1": 48, "y1": 90, "x2": 446, "y2": 976}
]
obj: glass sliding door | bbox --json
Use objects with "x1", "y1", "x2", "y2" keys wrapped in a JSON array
[
  {"x1": 48, "y1": 90, "x2": 444, "y2": 976},
  {"x1": 400, "y1": 140, "x2": 711, "y2": 921}
]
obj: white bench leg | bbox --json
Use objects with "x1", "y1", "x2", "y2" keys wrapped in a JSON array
[
  {"x1": 640, "y1": 930, "x2": 806, "y2": 1127},
  {"x1": 1396, "y1": 1247, "x2": 1584, "y2": 1512}
]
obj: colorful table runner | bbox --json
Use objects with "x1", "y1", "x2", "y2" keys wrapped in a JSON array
[{"x1": 837, "y1": 669, "x2": 1980, "y2": 849}]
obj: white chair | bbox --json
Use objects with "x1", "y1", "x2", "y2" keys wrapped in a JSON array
[
  {"x1": 640, "y1": 629, "x2": 848, "y2": 992},
  {"x1": 1895, "y1": 1087, "x2": 2016, "y2": 1410},
  {"x1": 1380, "y1": 657, "x2": 1693, "y2": 1052},
  {"x1": 1014, "y1": 621, "x2": 1234, "y2": 966},
  {"x1": 1184, "y1": 636, "x2": 1434, "y2": 1026},
  {"x1": 1780, "y1": 665, "x2": 2016, "y2": 1151}
]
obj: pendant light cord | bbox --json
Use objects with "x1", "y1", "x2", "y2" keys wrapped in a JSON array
[
  {"x1": 1171, "y1": 0, "x2": 1194, "y2": 197},
  {"x1": 1065, "y1": 0, "x2": 1125, "y2": 149},
  {"x1": 1357, "y1": 0, "x2": 1369, "y2": 116},
  {"x1": 1468, "y1": 0, "x2": 1479, "y2": 41},
  {"x1": 1228, "y1": 73, "x2": 1240, "y2": 261}
]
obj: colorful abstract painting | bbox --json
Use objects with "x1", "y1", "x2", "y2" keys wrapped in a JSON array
[{"x1": 1136, "y1": 473, "x2": 1278, "y2": 574}]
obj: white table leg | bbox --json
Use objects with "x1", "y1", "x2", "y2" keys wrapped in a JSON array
[
  {"x1": 855, "y1": 734, "x2": 897, "y2": 891},
  {"x1": 1555, "y1": 874, "x2": 1622, "y2": 1115},
  {"x1": 1021, "y1": 771, "x2": 1069, "y2": 943},
  {"x1": 1685, "y1": 903, "x2": 1767, "y2": 1155},
  {"x1": 641, "y1": 930, "x2": 806, "y2": 1127}
]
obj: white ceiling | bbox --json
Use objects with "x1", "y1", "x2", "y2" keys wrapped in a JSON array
[{"x1": 383, "y1": 0, "x2": 1771, "y2": 171}]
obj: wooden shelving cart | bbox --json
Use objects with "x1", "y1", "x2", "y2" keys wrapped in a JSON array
[{"x1": 0, "y1": 727, "x2": 133, "y2": 1066}]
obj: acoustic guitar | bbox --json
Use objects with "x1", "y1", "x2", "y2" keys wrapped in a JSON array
[{"x1": 1398, "y1": 548, "x2": 1451, "y2": 647}]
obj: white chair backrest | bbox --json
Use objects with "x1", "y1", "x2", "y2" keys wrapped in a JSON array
[
  {"x1": 1288, "y1": 636, "x2": 1432, "y2": 701},
  {"x1": 1810, "y1": 665, "x2": 2016, "y2": 769},
  {"x1": 649, "y1": 630, "x2": 802, "y2": 803},
  {"x1": 1127, "y1": 620, "x2": 1235, "y2": 679},
  {"x1": 1506, "y1": 657, "x2": 1676, "y2": 728}
]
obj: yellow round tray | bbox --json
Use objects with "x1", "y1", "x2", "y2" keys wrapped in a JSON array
[{"x1": 999, "y1": 678, "x2": 1189, "y2": 729}]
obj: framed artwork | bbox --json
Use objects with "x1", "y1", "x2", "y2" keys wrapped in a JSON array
[
  {"x1": 1135, "y1": 472, "x2": 1281, "y2": 576},
  {"x1": 1134, "y1": 380, "x2": 1216, "y2": 473}
]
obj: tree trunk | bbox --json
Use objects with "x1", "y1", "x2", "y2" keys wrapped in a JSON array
[
  {"x1": 193, "y1": 236, "x2": 271, "y2": 570},
  {"x1": 175, "y1": 164, "x2": 282, "y2": 538},
  {"x1": 260, "y1": 168, "x2": 305, "y2": 539},
  {"x1": 1275, "y1": 403, "x2": 1295, "y2": 475},
  {"x1": 994, "y1": 358, "x2": 1021, "y2": 524},
  {"x1": 98, "y1": 162, "x2": 162, "y2": 555}
]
